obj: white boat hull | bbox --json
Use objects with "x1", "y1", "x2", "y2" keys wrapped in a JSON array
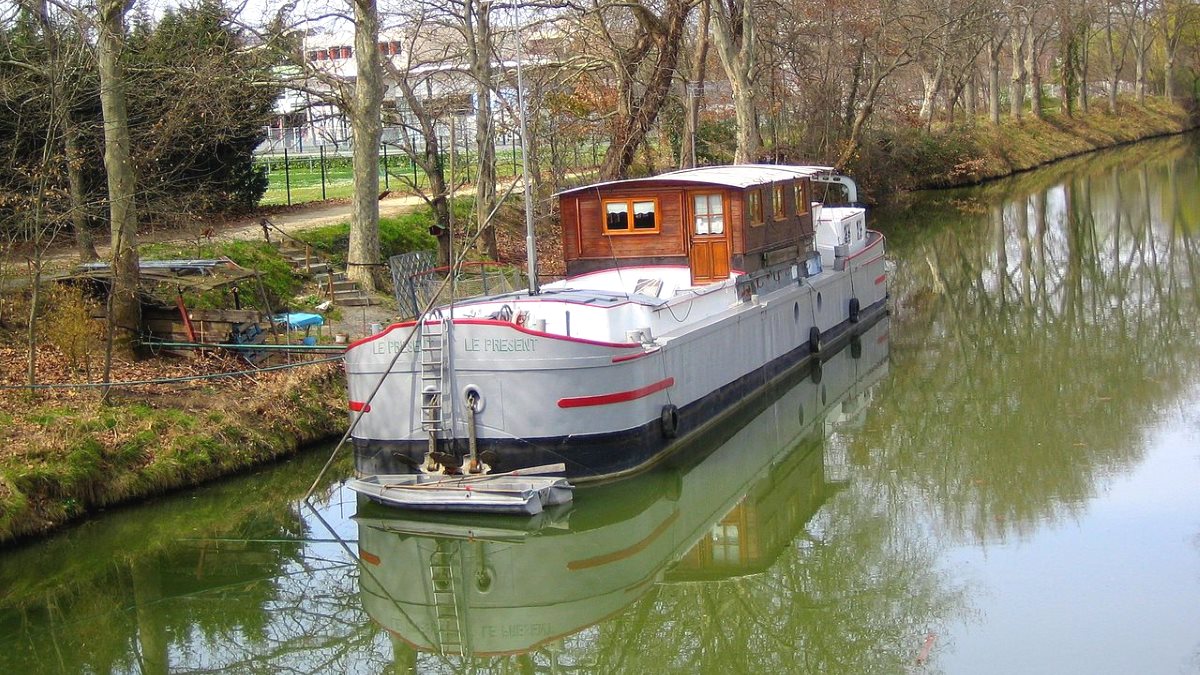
[{"x1": 345, "y1": 233, "x2": 886, "y2": 480}]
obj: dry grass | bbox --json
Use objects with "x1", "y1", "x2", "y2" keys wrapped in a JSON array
[
  {"x1": 0, "y1": 346, "x2": 346, "y2": 544},
  {"x1": 954, "y1": 99, "x2": 1190, "y2": 183}
]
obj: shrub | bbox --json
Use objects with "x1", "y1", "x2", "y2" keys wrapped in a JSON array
[{"x1": 41, "y1": 284, "x2": 103, "y2": 373}]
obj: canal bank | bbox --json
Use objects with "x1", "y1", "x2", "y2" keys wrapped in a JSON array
[
  {"x1": 848, "y1": 98, "x2": 1199, "y2": 197},
  {"x1": 0, "y1": 358, "x2": 346, "y2": 545}
]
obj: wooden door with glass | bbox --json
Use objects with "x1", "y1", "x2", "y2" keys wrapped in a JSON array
[{"x1": 688, "y1": 191, "x2": 730, "y2": 284}]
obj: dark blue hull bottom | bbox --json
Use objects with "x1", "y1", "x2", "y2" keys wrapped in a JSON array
[{"x1": 353, "y1": 301, "x2": 887, "y2": 482}]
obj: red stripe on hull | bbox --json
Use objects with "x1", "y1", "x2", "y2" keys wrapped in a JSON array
[
  {"x1": 557, "y1": 377, "x2": 675, "y2": 409},
  {"x1": 349, "y1": 401, "x2": 372, "y2": 412},
  {"x1": 612, "y1": 348, "x2": 660, "y2": 363},
  {"x1": 874, "y1": 273, "x2": 887, "y2": 285}
]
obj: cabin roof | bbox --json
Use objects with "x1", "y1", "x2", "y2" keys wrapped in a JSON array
[{"x1": 555, "y1": 164, "x2": 835, "y2": 196}]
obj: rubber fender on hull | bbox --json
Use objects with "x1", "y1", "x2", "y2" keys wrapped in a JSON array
[
  {"x1": 661, "y1": 404, "x2": 680, "y2": 439},
  {"x1": 849, "y1": 297, "x2": 861, "y2": 323},
  {"x1": 808, "y1": 326, "x2": 822, "y2": 354}
]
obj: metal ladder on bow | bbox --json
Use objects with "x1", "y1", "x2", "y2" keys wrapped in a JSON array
[
  {"x1": 428, "y1": 543, "x2": 466, "y2": 656},
  {"x1": 419, "y1": 318, "x2": 449, "y2": 449}
]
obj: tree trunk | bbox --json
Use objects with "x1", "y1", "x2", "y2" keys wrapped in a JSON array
[
  {"x1": 1010, "y1": 17, "x2": 1028, "y2": 119},
  {"x1": 1134, "y1": 31, "x2": 1147, "y2": 102},
  {"x1": 97, "y1": 0, "x2": 140, "y2": 362},
  {"x1": 987, "y1": 39, "x2": 1002, "y2": 125},
  {"x1": 1059, "y1": 26, "x2": 1076, "y2": 117},
  {"x1": 467, "y1": 0, "x2": 498, "y2": 259},
  {"x1": 1079, "y1": 27, "x2": 1090, "y2": 114},
  {"x1": 838, "y1": 73, "x2": 883, "y2": 169},
  {"x1": 843, "y1": 39, "x2": 865, "y2": 134},
  {"x1": 1026, "y1": 31, "x2": 1042, "y2": 120},
  {"x1": 680, "y1": 0, "x2": 709, "y2": 169},
  {"x1": 710, "y1": 0, "x2": 758, "y2": 163},
  {"x1": 64, "y1": 120, "x2": 98, "y2": 262},
  {"x1": 964, "y1": 72, "x2": 976, "y2": 123},
  {"x1": 1164, "y1": 54, "x2": 1176, "y2": 101},
  {"x1": 348, "y1": 0, "x2": 383, "y2": 292},
  {"x1": 918, "y1": 58, "x2": 945, "y2": 130},
  {"x1": 425, "y1": 137, "x2": 452, "y2": 268},
  {"x1": 1105, "y1": 17, "x2": 1121, "y2": 113}
]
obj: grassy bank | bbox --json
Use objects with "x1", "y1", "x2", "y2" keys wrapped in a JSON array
[
  {"x1": 847, "y1": 98, "x2": 1197, "y2": 199},
  {"x1": 0, "y1": 352, "x2": 346, "y2": 545}
]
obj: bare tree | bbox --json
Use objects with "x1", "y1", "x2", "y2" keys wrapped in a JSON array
[
  {"x1": 591, "y1": 0, "x2": 696, "y2": 179},
  {"x1": 983, "y1": 1, "x2": 1007, "y2": 124},
  {"x1": 96, "y1": 0, "x2": 141, "y2": 363},
  {"x1": 1156, "y1": 0, "x2": 1200, "y2": 102},
  {"x1": 382, "y1": 11, "x2": 456, "y2": 266},
  {"x1": 461, "y1": 0, "x2": 498, "y2": 258},
  {"x1": 836, "y1": 0, "x2": 925, "y2": 168},
  {"x1": 1009, "y1": 3, "x2": 1029, "y2": 118},
  {"x1": 1103, "y1": 0, "x2": 1132, "y2": 112},
  {"x1": 348, "y1": 0, "x2": 384, "y2": 292},
  {"x1": 1025, "y1": 6, "x2": 1057, "y2": 120}
]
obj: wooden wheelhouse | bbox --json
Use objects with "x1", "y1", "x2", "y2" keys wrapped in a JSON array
[{"x1": 556, "y1": 165, "x2": 827, "y2": 285}]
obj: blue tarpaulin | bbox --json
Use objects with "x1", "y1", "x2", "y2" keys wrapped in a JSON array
[{"x1": 274, "y1": 313, "x2": 324, "y2": 330}]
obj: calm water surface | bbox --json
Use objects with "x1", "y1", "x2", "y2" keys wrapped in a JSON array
[{"x1": 3, "y1": 136, "x2": 1200, "y2": 673}]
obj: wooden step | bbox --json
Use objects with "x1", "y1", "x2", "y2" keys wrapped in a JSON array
[
  {"x1": 336, "y1": 289, "x2": 374, "y2": 306},
  {"x1": 297, "y1": 262, "x2": 331, "y2": 276},
  {"x1": 314, "y1": 271, "x2": 347, "y2": 284}
]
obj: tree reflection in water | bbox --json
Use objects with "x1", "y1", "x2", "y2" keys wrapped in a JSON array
[{"x1": 873, "y1": 133, "x2": 1200, "y2": 544}]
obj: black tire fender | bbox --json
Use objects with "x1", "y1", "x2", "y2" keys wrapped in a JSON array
[{"x1": 661, "y1": 404, "x2": 680, "y2": 439}]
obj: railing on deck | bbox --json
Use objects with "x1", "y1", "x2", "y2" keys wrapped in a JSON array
[{"x1": 390, "y1": 253, "x2": 528, "y2": 319}]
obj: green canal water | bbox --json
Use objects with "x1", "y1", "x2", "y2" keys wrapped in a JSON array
[{"x1": 3, "y1": 136, "x2": 1200, "y2": 673}]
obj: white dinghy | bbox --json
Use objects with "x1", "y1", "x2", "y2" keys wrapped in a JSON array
[{"x1": 346, "y1": 463, "x2": 574, "y2": 516}]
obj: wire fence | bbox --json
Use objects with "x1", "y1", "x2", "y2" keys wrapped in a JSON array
[
  {"x1": 254, "y1": 127, "x2": 609, "y2": 206},
  {"x1": 390, "y1": 253, "x2": 528, "y2": 319}
]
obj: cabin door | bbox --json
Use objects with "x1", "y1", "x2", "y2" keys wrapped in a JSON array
[{"x1": 688, "y1": 192, "x2": 730, "y2": 284}]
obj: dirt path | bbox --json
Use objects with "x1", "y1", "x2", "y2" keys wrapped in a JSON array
[{"x1": 212, "y1": 193, "x2": 428, "y2": 243}]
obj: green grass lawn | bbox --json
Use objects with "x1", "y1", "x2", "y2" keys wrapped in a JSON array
[{"x1": 255, "y1": 145, "x2": 606, "y2": 206}]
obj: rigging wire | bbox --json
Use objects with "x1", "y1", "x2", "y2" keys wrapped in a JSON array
[{"x1": 301, "y1": 214, "x2": 500, "y2": 503}]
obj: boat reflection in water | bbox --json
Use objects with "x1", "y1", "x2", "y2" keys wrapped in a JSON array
[{"x1": 355, "y1": 316, "x2": 889, "y2": 663}]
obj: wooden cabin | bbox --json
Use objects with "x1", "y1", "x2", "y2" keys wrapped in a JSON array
[{"x1": 557, "y1": 165, "x2": 827, "y2": 284}]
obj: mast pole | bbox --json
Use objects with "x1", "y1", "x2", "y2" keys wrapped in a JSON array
[{"x1": 513, "y1": 0, "x2": 539, "y2": 294}]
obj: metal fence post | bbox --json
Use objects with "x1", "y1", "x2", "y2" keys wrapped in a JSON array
[
  {"x1": 319, "y1": 145, "x2": 327, "y2": 201},
  {"x1": 284, "y1": 147, "x2": 292, "y2": 206},
  {"x1": 382, "y1": 142, "x2": 389, "y2": 189}
]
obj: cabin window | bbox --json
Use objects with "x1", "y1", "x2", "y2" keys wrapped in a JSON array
[
  {"x1": 773, "y1": 184, "x2": 786, "y2": 220},
  {"x1": 693, "y1": 194, "x2": 725, "y2": 235},
  {"x1": 794, "y1": 180, "x2": 809, "y2": 216},
  {"x1": 748, "y1": 189, "x2": 764, "y2": 226},
  {"x1": 603, "y1": 198, "x2": 660, "y2": 234}
]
